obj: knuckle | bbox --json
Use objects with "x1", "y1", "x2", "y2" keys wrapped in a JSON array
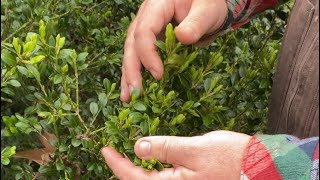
[
  {"x1": 133, "y1": 24, "x2": 145, "y2": 40},
  {"x1": 160, "y1": 137, "x2": 171, "y2": 163}
]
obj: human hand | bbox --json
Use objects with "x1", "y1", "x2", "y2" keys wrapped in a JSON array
[
  {"x1": 120, "y1": 0, "x2": 228, "y2": 102},
  {"x1": 101, "y1": 130, "x2": 251, "y2": 180}
]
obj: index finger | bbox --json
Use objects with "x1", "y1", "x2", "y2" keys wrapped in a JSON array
[{"x1": 133, "y1": 0, "x2": 175, "y2": 80}]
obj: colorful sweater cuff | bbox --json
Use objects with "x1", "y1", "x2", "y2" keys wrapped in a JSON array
[
  {"x1": 240, "y1": 135, "x2": 319, "y2": 180},
  {"x1": 222, "y1": 0, "x2": 285, "y2": 31}
]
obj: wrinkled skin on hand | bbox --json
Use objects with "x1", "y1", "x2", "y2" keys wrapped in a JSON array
[
  {"x1": 101, "y1": 130, "x2": 250, "y2": 180},
  {"x1": 120, "y1": 0, "x2": 228, "y2": 102}
]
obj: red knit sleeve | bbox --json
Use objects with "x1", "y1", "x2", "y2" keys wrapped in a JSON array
[{"x1": 219, "y1": 0, "x2": 288, "y2": 32}]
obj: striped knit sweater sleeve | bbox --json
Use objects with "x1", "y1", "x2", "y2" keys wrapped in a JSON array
[
  {"x1": 219, "y1": 0, "x2": 289, "y2": 33},
  {"x1": 240, "y1": 135, "x2": 319, "y2": 180}
]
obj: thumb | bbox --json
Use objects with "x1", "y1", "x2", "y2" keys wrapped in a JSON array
[
  {"x1": 134, "y1": 136, "x2": 198, "y2": 165},
  {"x1": 175, "y1": 0, "x2": 228, "y2": 45}
]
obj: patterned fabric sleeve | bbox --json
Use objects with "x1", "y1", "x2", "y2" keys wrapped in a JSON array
[
  {"x1": 240, "y1": 135, "x2": 319, "y2": 180},
  {"x1": 218, "y1": 0, "x2": 289, "y2": 33}
]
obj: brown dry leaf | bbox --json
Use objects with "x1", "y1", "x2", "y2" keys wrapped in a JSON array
[{"x1": 14, "y1": 131, "x2": 57, "y2": 165}]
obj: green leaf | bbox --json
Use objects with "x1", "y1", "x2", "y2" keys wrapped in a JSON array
[
  {"x1": 71, "y1": 139, "x2": 82, "y2": 147},
  {"x1": 61, "y1": 64, "x2": 68, "y2": 73},
  {"x1": 38, "y1": 165, "x2": 50, "y2": 174},
  {"x1": 226, "y1": 118, "x2": 235, "y2": 130},
  {"x1": 90, "y1": 102, "x2": 99, "y2": 116},
  {"x1": 23, "y1": 35, "x2": 37, "y2": 56},
  {"x1": 87, "y1": 162, "x2": 96, "y2": 171},
  {"x1": 15, "y1": 122, "x2": 30, "y2": 130},
  {"x1": 208, "y1": 77, "x2": 220, "y2": 93},
  {"x1": 58, "y1": 49, "x2": 73, "y2": 61},
  {"x1": 133, "y1": 102, "x2": 147, "y2": 111},
  {"x1": 164, "y1": 91, "x2": 175, "y2": 103},
  {"x1": 147, "y1": 83, "x2": 158, "y2": 93},
  {"x1": 105, "y1": 121, "x2": 119, "y2": 135},
  {"x1": 56, "y1": 160, "x2": 65, "y2": 171},
  {"x1": 2, "y1": 116, "x2": 16, "y2": 130},
  {"x1": 7, "y1": 80, "x2": 21, "y2": 87},
  {"x1": 131, "y1": 112, "x2": 144, "y2": 123},
  {"x1": 204, "y1": 78, "x2": 211, "y2": 92},
  {"x1": 202, "y1": 116, "x2": 213, "y2": 128},
  {"x1": 152, "y1": 117, "x2": 160, "y2": 128},
  {"x1": 166, "y1": 53, "x2": 182, "y2": 65},
  {"x1": 1, "y1": 52, "x2": 16, "y2": 67},
  {"x1": 165, "y1": 23, "x2": 175, "y2": 52},
  {"x1": 53, "y1": 74, "x2": 63, "y2": 84},
  {"x1": 98, "y1": 93, "x2": 108, "y2": 107},
  {"x1": 155, "y1": 41, "x2": 165, "y2": 51},
  {"x1": 212, "y1": 85, "x2": 223, "y2": 94},
  {"x1": 130, "y1": 87, "x2": 140, "y2": 101},
  {"x1": 37, "y1": 112, "x2": 51, "y2": 118},
  {"x1": 259, "y1": 79, "x2": 269, "y2": 89},
  {"x1": 2, "y1": 87, "x2": 15, "y2": 96},
  {"x1": 209, "y1": 52, "x2": 223, "y2": 67},
  {"x1": 28, "y1": 55, "x2": 45, "y2": 64},
  {"x1": 17, "y1": 66, "x2": 28, "y2": 76},
  {"x1": 156, "y1": 160, "x2": 164, "y2": 171},
  {"x1": 48, "y1": 35, "x2": 55, "y2": 47},
  {"x1": 55, "y1": 34, "x2": 64, "y2": 49},
  {"x1": 175, "y1": 114, "x2": 186, "y2": 124},
  {"x1": 12, "y1": 37, "x2": 21, "y2": 55},
  {"x1": 33, "y1": 124, "x2": 42, "y2": 132},
  {"x1": 39, "y1": 20, "x2": 46, "y2": 40},
  {"x1": 178, "y1": 52, "x2": 198, "y2": 73},
  {"x1": 118, "y1": 108, "x2": 130, "y2": 122},
  {"x1": 1, "y1": 146, "x2": 16, "y2": 165},
  {"x1": 1, "y1": 158, "x2": 10, "y2": 165},
  {"x1": 109, "y1": 83, "x2": 116, "y2": 94},
  {"x1": 77, "y1": 52, "x2": 88, "y2": 62},
  {"x1": 152, "y1": 106, "x2": 162, "y2": 113},
  {"x1": 140, "y1": 121, "x2": 148, "y2": 135},
  {"x1": 103, "y1": 78, "x2": 111, "y2": 92},
  {"x1": 1, "y1": 146, "x2": 16, "y2": 158},
  {"x1": 62, "y1": 103, "x2": 71, "y2": 111},
  {"x1": 109, "y1": 93, "x2": 120, "y2": 100},
  {"x1": 182, "y1": 101, "x2": 194, "y2": 110},
  {"x1": 59, "y1": 144, "x2": 68, "y2": 152},
  {"x1": 239, "y1": 66, "x2": 246, "y2": 78},
  {"x1": 26, "y1": 64, "x2": 40, "y2": 82},
  {"x1": 187, "y1": 109, "x2": 200, "y2": 117}
]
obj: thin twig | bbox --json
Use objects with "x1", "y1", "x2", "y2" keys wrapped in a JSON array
[
  {"x1": 2, "y1": 20, "x2": 32, "y2": 43},
  {"x1": 72, "y1": 56, "x2": 89, "y2": 132}
]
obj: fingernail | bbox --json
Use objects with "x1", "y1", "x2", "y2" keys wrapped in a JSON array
[{"x1": 139, "y1": 141, "x2": 151, "y2": 156}]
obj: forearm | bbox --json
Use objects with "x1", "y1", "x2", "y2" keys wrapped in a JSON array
[{"x1": 240, "y1": 134, "x2": 319, "y2": 179}]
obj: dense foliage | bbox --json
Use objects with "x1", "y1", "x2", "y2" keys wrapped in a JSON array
[{"x1": 1, "y1": 0, "x2": 293, "y2": 179}]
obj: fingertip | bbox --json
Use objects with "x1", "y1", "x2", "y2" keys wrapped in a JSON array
[
  {"x1": 150, "y1": 66, "x2": 164, "y2": 80},
  {"x1": 120, "y1": 92, "x2": 130, "y2": 103},
  {"x1": 175, "y1": 25, "x2": 200, "y2": 45},
  {"x1": 101, "y1": 146, "x2": 117, "y2": 162},
  {"x1": 120, "y1": 86, "x2": 130, "y2": 102},
  {"x1": 120, "y1": 74, "x2": 130, "y2": 103},
  {"x1": 120, "y1": 87, "x2": 130, "y2": 103}
]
